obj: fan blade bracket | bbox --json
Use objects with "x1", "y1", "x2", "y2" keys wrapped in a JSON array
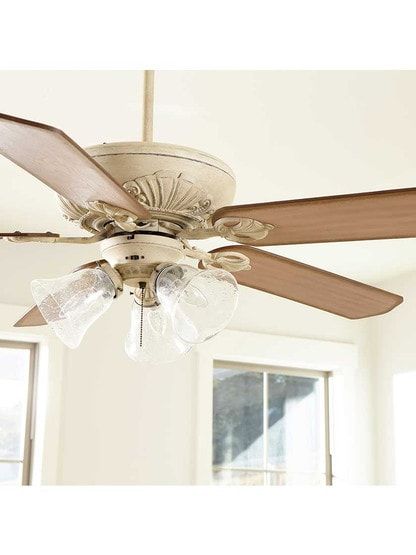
[
  {"x1": 213, "y1": 216, "x2": 275, "y2": 243},
  {"x1": 85, "y1": 200, "x2": 148, "y2": 232},
  {"x1": 179, "y1": 216, "x2": 275, "y2": 243},
  {"x1": 0, "y1": 231, "x2": 108, "y2": 244},
  {"x1": 0, "y1": 232, "x2": 60, "y2": 238},
  {"x1": 189, "y1": 241, "x2": 252, "y2": 273}
]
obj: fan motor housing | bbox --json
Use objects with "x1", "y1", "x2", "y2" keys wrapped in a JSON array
[
  {"x1": 59, "y1": 142, "x2": 236, "y2": 234},
  {"x1": 86, "y1": 142, "x2": 235, "y2": 209},
  {"x1": 86, "y1": 142, "x2": 236, "y2": 228},
  {"x1": 99, "y1": 232, "x2": 187, "y2": 287}
]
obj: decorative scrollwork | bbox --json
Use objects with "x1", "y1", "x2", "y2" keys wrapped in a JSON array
[
  {"x1": 202, "y1": 251, "x2": 251, "y2": 273},
  {"x1": 213, "y1": 217, "x2": 274, "y2": 243},
  {"x1": 123, "y1": 170, "x2": 213, "y2": 224},
  {"x1": 58, "y1": 170, "x2": 214, "y2": 233},
  {"x1": 58, "y1": 197, "x2": 149, "y2": 233},
  {"x1": 85, "y1": 201, "x2": 141, "y2": 232}
]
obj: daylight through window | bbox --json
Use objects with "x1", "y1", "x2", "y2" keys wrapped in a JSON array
[
  {"x1": 212, "y1": 362, "x2": 332, "y2": 485},
  {"x1": 0, "y1": 341, "x2": 37, "y2": 485}
]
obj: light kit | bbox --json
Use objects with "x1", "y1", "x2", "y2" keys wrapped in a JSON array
[
  {"x1": 30, "y1": 254, "x2": 239, "y2": 361},
  {"x1": 0, "y1": 70, "x2": 410, "y2": 363},
  {"x1": 31, "y1": 265, "x2": 117, "y2": 350}
]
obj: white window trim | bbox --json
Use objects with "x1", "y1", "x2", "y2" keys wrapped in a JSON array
[
  {"x1": 193, "y1": 329, "x2": 358, "y2": 484},
  {"x1": 0, "y1": 303, "x2": 66, "y2": 485}
]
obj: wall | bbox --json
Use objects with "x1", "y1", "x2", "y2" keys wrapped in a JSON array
[
  {"x1": 58, "y1": 293, "x2": 198, "y2": 485},
  {"x1": 57, "y1": 285, "x2": 376, "y2": 485},
  {"x1": 370, "y1": 270, "x2": 416, "y2": 485}
]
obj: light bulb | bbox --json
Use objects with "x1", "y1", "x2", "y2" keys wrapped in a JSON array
[
  {"x1": 31, "y1": 267, "x2": 115, "y2": 349},
  {"x1": 125, "y1": 300, "x2": 191, "y2": 364},
  {"x1": 155, "y1": 264, "x2": 239, "y2": 344}
]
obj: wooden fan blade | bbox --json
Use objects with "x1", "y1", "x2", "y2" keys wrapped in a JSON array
[
  {"x1": 213, "y1": 187, "x2": 416, "y2": 245},
  {"x1": 0, "y1": 232, "x2": 60, "y2": 238},
  {"x1": 210, "y1": 246, "x2": 403, "y2": 319},
  {"x1": 0, "y1": 113, "x2": 150, "y2": 219},
  {"x1": 14, "y1": 305, "x2": 46, "y2": 327}
]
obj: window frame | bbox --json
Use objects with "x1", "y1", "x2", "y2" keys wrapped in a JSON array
[
  {"x1": 212, "y1": 360, "x2": 333, "y2": 485},
  {"x1": 193, "y1": 329, "x2": 357, "y2": 485},
  {"x1": 0, "y1": 339, "x2": 38, "y2": 485}
]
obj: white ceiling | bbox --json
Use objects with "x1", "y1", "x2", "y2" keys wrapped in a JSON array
[{"x1": 1, "y1": 70, "x2": 416, "y2": 305}]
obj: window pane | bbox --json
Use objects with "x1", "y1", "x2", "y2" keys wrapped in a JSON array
[
  {"x1": 267, "y1": 374, "x2": 324, "y2": 474},
  {"x1": 213, "y1": 368, "x2": 263, "y2": 469},
  {"x1": 0, "y1": 347, "x2": 31, "y2": 460},
  {"x1": 0, "y1": 462, "x2": 23, "y2": 485},
  {"x1": 268, "y1": 471, "x2": 326, "y2": 486},
  {"x1": 213, "y1": 468, "x2": 264, "y2": 486}
]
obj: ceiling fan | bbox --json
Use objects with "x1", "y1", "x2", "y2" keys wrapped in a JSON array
[{"x1": 0, "y1": 71, "x2": 410, "y2": 362}]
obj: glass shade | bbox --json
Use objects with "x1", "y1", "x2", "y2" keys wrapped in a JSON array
[
  {"x1": 155, "y1": 264, "x2": 239, "y2": 344},
  {"x1": 31, "y1": 268, "x2": 115, "y2": 349},
  {"x1": 125, "y1": 301, "x2": 191, "y2": 364}
]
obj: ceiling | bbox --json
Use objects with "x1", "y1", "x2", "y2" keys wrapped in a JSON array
[{"x1": 1, "y1": 70, "x2": 416, "y2": 305}]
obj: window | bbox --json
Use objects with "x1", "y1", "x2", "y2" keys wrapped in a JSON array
[
  {"x1": 212, "y1": 361, "x2": 332, "y2": 485},
  {"x1": 0, "y1": 341, "x2": 37, "y2": 485}
]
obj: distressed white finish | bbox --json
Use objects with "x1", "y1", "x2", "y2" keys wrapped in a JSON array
[
  {"x1": 212, "y1": 216, "x2": 274, "y2": 243},
  {"x1": 57, "y1": 143, "x2": 266, "y2": 243}
]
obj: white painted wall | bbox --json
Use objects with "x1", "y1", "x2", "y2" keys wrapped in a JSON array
[
  {"x1": 369, "y1": 271, "x2": 416, "y2": 485},
  {"x1": 58, "y1": 293, "x2": 199, "y2": 485}
]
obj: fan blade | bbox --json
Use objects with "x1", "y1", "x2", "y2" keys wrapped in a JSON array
[
  {"x1": 0, "y1": 113, "x2": 150, "y2": 219},
  {"x1": 0, "y1": 232, "x2": 60, "y2": 238},
  {"x1": 213, "y1": 187, "x2": 416, "y2": 245},
  {"x1": 14, "y1": 305, "x2": 46, "y2": 327},
  {"x1": 210, "y1": 246, "x2": 403, "y2": 319}
]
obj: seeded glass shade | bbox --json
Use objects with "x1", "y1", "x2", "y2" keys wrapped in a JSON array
[
  {"x1": 31, "y1": 268, "x2": 115, "y2": 349},
  {"x1": 125, "y1": 301, "x2": 191, "y2": 364},
  {"x1": 155, "y1": 264, "x2": 239, "y2": 344}
]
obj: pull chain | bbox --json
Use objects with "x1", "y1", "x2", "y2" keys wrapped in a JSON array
[{"x1": 139, "y1": 284, "x2": 145, "y2": 348}]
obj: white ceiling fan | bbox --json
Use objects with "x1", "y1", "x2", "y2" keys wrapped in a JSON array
[{"x1": 0, "y1": 71, "x2": 409, "y2": 362}]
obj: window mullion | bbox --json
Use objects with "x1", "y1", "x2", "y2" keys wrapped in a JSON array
[{"x1": 263, "y1": 371, "x2": 269, "y2": 484}]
